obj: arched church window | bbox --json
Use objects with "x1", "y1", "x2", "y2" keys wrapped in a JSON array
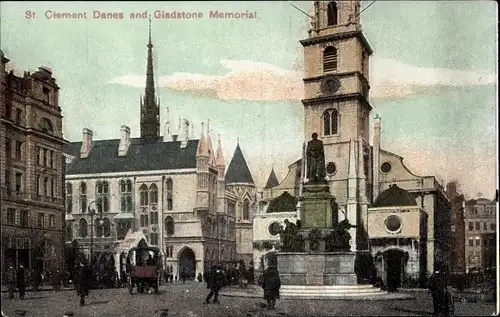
[
  {"x1": 323, "y1": 46, "x2": 338, "y2": 73},
  {"x1": 79, "y1": 218, "x2": 88, "y2": 237},
  {"x1": 243, "y1": 199, "x2": 250, "y2": 220},
  {"x1": 327, "y1": 1, "x2": 338, "y2": 26},
  {"x1": 103, "y1": 218, "x2": 111, "y2": 237},
  {"x1": 166, "y1": 178, "x2": 173, "y2": 210},
  {"x1": 323, "y1": 109, "x2": 339, "y2": 136},
  {"x1": 139, "y1": 184, "x2": 148, "y2": 206},
  {"x1": 80, "y1": 182, "x2": 87, "y2": 213},
  {"x1": 149, "y1": 184, "x2": 158, "y2": 204},
  {"x1": 165, "y1": 216, "x2": 174, "y2": 235},
  {"x1": 66, "y1": 183, "x2": 73, "y2": 214}
]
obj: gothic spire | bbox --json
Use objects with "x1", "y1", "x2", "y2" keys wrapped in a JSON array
[{"x1": 140, "y1": 16, "x2": 160, "y2": 143}]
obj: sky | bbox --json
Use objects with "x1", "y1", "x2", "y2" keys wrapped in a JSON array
[{"x1": 1, "y1": 1, "x2": 497, "y2": 200}]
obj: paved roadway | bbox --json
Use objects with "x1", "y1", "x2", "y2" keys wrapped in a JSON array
[{"x1": 1, "y1": 282, "x2": 497, "y2": 317}]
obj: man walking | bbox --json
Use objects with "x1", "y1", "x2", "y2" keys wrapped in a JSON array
[
  {"x1": 204, "y1": 266, "x2": 223, "y2": 304},
  {"x1": 17, "y1": 264, "x2": 26, "y2": 300},
  {"x1": 5, "y1": 263, "x2": 16, "y2": 299},
  {"x1": 261, "y1": 265, "x2": 281, "y2": 310},
  {"x1": 76, "y1": 262, "x2": 92, "y2": 306}
]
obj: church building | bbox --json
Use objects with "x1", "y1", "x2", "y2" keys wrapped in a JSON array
[
  {"x1": 253, "y1": 0, "x2": 452, "y2": 287},
  {"x1": 64, "y1": 21, "x2": 255, "y2": 279}
]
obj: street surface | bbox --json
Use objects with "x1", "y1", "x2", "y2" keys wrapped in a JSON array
[{"x1": 2, "y1": 282, "x2": 497, "y2": 317}]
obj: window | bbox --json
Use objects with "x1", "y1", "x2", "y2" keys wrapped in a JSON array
[
  {"x1": 323, "y1": 108, "x2": 339, "y2": 136},
  {"x1": 150, "y1": 233, "x2": 159, "y2": 245},
  {"x1": 165, "y1": 216, "x2": 174, "y2": 235},
  {"x1": 15, "y1": 172, "x2": 22, "y2": 193},
  {"x1": 243, "y1": 200, "x2": 250, "y2": 220},
  {"x1": 79, "y1": 218, "x2": 88, "y2": 237},
  {"x1": 6, "y1": 138, "x2": 11, "y2": 159},
  {"x1": 468, "y1": 238, "x2": 474, "y2": 246},
  {"x1": 96, "y1": 181, "x2": 110, "y2": 213},
  {"x1": 50, "y1": 179, "x2": 55, "y2": 197},
  {"x1": 7, "y1": 208, "x2": 16, "y2": 224},
  {"x1": 491, "y1": 223, "x2": 495, "y2": 231},
  {"x1": 40, "y1": 118, "x2": 53, "y2": 134},
  {"x1": 50, "y1": 151, "x2": 55, "y2": 168},
  {"x1": 150, "y1": 211, "x2": 158, "y2": 225},
  {"x1": 323, "y1": 46, "x2": 338, "y2": 73},
  {"x1": 15, "y1": 108, "x2": 22, "y2": 125},
  {"x1": 165, "y1": 245, "x2": 173, "y2": 258},
  {"x1": 43, "y1": 177, "x2": 49, "y2": 196},
  {"x1": 36, "y1": 146, "x2": 41, "y2": 165},
  {"x1": 139, "y1": 184, "x2": 148, "y2": 206},
  {"x1": 43, "y1": 149, "x2": 48, "y2": 166},
  {"x1": 95, "y1": 219, "x2": 103, "y2": 237},
  {"x1": 66, "y1": 183, "x2": 73, "y2": 214},
  {"x1": 166, "y1": 178, "x2": 173, "y2": 211},
  {"x1": 327, "y1": 1, "x2": 338, "y2": 26},
  {"x1": 20, "y1": 210, "x2": 29, "y2": 226},
  {"x1": 140, "y1": 214, "x2": 149, "y2": 227},
  {"x1": 120, "y1": 179, "x2": 133, "y2": 212},
  {"x1": 43, "y1": 87, "x2": 50, "y2": 102},
  {"x1": 484, "y1": 222, "x2": 487, "y2": 231},
  {"x1": 103, "y1": 218, "x2": 111, "y2": 237},
  {"x1": 38, "y1": 213, "x2": 45, "y2": 227},
  {"x1": 36, "y1": 175, "x2": 40, "y2": 195},
  {"x1": 149, "y1": 184, "x2": 158, "y2": 204},
  {"x1": 469, "y1": 222, "x2": 473, "y2": 231},
  {"x1": 80, "y1": 182, "x2": 87, "y2": 213},
  {"x1": 49, "y1": 215, "x2": 56, "y2": 228},
  {"x1": 475, "y1": 237, "x2": 480, "y2": 246},
  {"x1": 475, "y1": 222, "x2": 480, "y2": 230},
  {"x1": 66, "y1": 224, "x2": 73, "y2": 241},
  {"x1": 15, "y1": 141, "x2": 22, "y2": 160}
]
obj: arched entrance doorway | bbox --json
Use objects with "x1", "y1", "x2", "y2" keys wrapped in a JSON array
[
  {"x1": 382, "y1": 248, "x2": 408, "y2": 292},
  {"x1": 178, "y1": 247, "x2": 196, "y2": 280}
]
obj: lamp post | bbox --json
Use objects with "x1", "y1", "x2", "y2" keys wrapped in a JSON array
[{"x1": 88, "y1": 200, "x2": 103, "y2": 265}]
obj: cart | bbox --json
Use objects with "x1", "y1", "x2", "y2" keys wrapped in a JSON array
[{"x1": 126, "y1": 246, "x2": 162, "y2": 295}]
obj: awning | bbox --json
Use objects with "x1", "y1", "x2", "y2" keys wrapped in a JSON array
[
  {"x1": 113, "y1": 212, "x2": 135, "y2": 220},
  {"x1": 65, "y1": 214, "x2": 76, "y2": 221},
  {"x1": 116, "y1": 229, "x2": 150, "y2": 252}
]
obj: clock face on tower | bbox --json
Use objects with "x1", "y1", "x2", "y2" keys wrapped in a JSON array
[{"x1": 320, "y1": 75, "x2": 341, "y2": 95}]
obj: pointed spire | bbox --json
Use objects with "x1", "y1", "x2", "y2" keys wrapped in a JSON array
[
  {"x1": 190, "y1": 123, "x2": 195, "y2": 139},
  {"x1": 215, "y1": 134, "x2": 225, "y2": 167},
  {"x1": 206, "y1": 119, "x2": 216, "y2": 165},
  {"x1": 225, "y1": 143, "x2": 254, "y2": 184},
  {"x1": 197, "y1": 122, "x2": 209, "y2": 156},
  {"x1": 264, "y1": 168, "x2": 279, "y2": 189},
  {"x1": 145, "y1": 16, "x2": 155, "y2": 106}
]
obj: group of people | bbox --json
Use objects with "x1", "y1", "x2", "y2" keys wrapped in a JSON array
[{"x1": 5, "y1": 263, "x2": 26, "y2": 300}]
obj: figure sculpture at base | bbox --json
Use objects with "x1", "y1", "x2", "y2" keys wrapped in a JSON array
[{"x1": 325, "y1": 219, "x2": 353, "y2": 252}]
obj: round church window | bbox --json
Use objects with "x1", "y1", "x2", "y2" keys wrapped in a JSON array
[
  {"x1": 381, "y1": 162, "x2": 392, "y2": 173},
  {"x1": 385, "y1": 215, "x2": 402, "y2": 233},
  {"x1": 326, "y1": 162, "x2": 337, "y2": 175},
  {"x1": 268, "y1": 222, "x2": 282, "y2": 236}
]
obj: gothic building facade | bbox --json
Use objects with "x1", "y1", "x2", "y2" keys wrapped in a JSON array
[
  {"x1": 1, "y1": 49, "x2": 67, "y2": 277},
  {"x1": 253, "y1": 1, "x2": 452, "y2": 287},
  {"x1": 64, "y1": 23, "x2": 255, "y2": 279}
]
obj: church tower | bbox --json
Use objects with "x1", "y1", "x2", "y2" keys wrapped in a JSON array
[
  {"x1": 301, "y1": 1, "x2": 373, "y2": 251},
  {"x1": 140, "y1": 19, "x2": 160, "y2": 144}
]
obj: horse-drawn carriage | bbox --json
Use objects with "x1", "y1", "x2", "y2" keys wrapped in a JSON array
[{"x1": 126, "y1": 245, "x2": 162, "y2": 294}]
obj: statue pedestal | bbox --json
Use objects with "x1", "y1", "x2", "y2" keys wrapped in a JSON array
[{"x1": 300, "y1": 183, "x2": 334, "y2": 229}]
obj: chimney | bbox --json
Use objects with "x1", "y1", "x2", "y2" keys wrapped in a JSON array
[
  {"x1": 172, "y1": 116, "x2": 180, "y2": 142},
  {"x1": 446, "y1": 182, "x2": 457, "y2": 198},
  {"x1": 118, "y1": 125, "x2": 131, "y2": 156},
  {"x1": 80, "y1": 128, "x2": 93, "y2": 158}
]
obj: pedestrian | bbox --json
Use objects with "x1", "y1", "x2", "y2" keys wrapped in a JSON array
[
  {"x1": 197, "y1": 272, "x2": 203, "y2": 282},
  {"x1": 17, "y1": 264, "x2": 26, "y2": 300},
  {"x1": 181, "y1": 271, "x2": 186, "y2": 284},
  {"x1": 76, "y1": 262, "x2": 92, "y2": 306},
  {"x1": 261, "y1": 265, "x2": 281, "y2": 310},
  {"x1": 428, "y1": 265, "x2": 447, "y2": 316},
  {"x1": 5, "y1": 263, "x2": 16, "y2": 300},
  {"x1": 53, "y1": 269, "x2": 61, "y2": 291},
  {"x1": 204, "y1": 266, "x2": 223, "y2": 304}
]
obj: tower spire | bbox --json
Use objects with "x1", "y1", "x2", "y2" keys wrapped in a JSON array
[{"x1": 140, "y1": 16, "x2": 160, "y2": 143}]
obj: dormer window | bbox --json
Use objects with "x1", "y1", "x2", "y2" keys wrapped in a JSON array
[{"x1": 327, "y1": 1, "x2": 338, "y2": 26}]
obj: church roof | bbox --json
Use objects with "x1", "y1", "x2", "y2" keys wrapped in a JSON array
[
  {"x1": 65, "y1": 138, "x2": 199, "y2": 174},
  {"x1": 225, "y1": 144, "x2": 254, "y2": 184},
  {"x1": 266, "y1": 191, "x2": 298, "y2": 213},
  {"x1": 372, "y1": 184, "x2": 417, "y2": 208},
  {"x1": 264, "y1": 169, "x2": 279, "y2": 189}
]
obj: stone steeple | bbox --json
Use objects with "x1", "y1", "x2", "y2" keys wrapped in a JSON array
[
  {"x1": 225, "y1": 142, "x2": 254, "y2": 184},
  {"x1": 264, "y1": 168, "x2": 279, "y2": 189},
  {"x1": 140, "y1": 17, "x2": 160, "y2": 144}
]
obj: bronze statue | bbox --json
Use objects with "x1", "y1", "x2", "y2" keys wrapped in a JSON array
[
  {"x1": 325, "y1": 219, "x2": 353, "y2": 252},
  {"x1": 279, "y1": 219, "x2": 302, "y2": 252},
  {"x1": 306, "y1": 133, "x2": 326, "y2": 183}
]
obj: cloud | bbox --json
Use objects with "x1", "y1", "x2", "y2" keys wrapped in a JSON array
[{"x1": 109, "y1": 57, "x2": 496, "y2": 101}]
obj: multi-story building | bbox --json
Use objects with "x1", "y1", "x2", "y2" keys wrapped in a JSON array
[
  {"x1": 253, "y1": 0, "x2": 452, "y2": 287},
  {"x1": 464, "y1": 198, "x2": 496, "y2": 272},
  {"x1": 1, "y1": 49, "x2": 67, "y2": 278},
  {"x1": 64, "y1": 23, "x2": 255, "y2": 279},
  {"x1": 445, "y1": 182, "x2": 466, "y2": 274}
]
